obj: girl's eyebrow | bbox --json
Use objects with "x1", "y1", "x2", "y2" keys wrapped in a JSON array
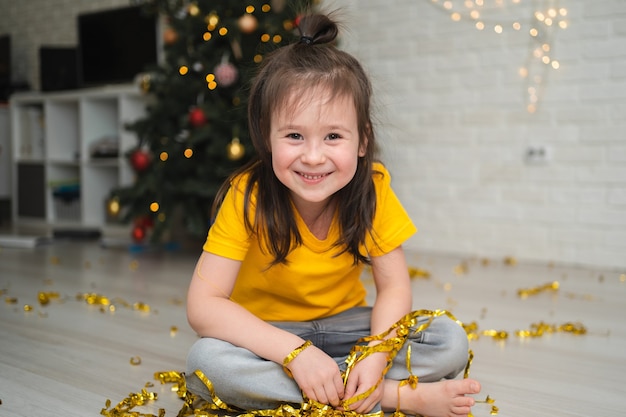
[{"x1": 275, "y1": 123, "x2": 351, "y2": 131}]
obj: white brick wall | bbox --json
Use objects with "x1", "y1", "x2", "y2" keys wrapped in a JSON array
[
  {"x1": 330, "y1": 0, "x2": 626, "y2": 269},
  {"x1": 1, "y1": 0, "x2": 624, "y2": 269}
]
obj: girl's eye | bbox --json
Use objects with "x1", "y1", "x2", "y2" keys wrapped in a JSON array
[
  {"x1": 326, "y1": 133, "x2": 341, "y2": 140},
  {"x1": 287, "y1": 133, "x2": 302, "y2": 140}
]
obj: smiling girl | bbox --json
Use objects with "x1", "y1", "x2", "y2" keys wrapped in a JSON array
[{"x1": 185, "y1": 11, "x2": 481, "y2": 417}]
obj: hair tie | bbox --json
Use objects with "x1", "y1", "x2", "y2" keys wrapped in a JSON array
[{"x1": 300, "y1": 36, "x2": 314, "y2": 45}]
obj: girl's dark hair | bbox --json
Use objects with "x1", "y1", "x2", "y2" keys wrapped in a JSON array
[{"x1": 212, "y1": 12, "x2": 379, "y2": 266}]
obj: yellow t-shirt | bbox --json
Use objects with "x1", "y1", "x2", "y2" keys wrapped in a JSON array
[{"x1": 203, "y1": 162, "x2": 417, "y2": 321}]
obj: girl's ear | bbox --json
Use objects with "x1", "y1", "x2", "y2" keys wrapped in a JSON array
[
  {"x1": 358, "y1": 140, "x2": 367, "y2": 157},
  {"x1": 358, "y1": 125, "x2": 370, "y2": 157}
]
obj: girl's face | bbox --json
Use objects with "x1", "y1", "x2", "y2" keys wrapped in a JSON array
[{"x1": 270, "y1": 88, "x2": 366, "y2": 212}]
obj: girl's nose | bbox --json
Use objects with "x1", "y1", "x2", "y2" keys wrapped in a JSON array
[{"x1": 300, "y1": 140, "x2": 326, "y2": 165}]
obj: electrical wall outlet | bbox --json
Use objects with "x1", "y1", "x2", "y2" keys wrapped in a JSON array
[{"x1": 524, "y1": 145, "x2": 552, "y2": 165}]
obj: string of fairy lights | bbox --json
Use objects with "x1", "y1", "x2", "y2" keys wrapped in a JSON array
[{"x1": 427, "y1": 0, "x2": 568, "y2": 113}]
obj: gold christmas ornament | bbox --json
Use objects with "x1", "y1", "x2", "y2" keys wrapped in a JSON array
[
  {"x1": 226, "y1": 137, "x2": 245, "y2": 161},
  {"x1": 135, "y1": 73, "x2": 152, "y2": 93},
  {"x1": 238, "y1": 13, "x2": 258, "y2": 34},
  {"x1": 188, "y1": 3, "x2": 200, "y2": 17},
  {"x1": 107, "y1": 197, "x2": 121, "y2": 218}
]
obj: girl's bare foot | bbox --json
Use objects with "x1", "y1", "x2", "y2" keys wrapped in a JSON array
[{"x1": 382, "y1": 378, "x2": 481, "y2": 417}]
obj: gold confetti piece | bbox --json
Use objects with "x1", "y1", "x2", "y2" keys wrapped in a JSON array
[
  {"x1": 38, "y1": 291, "x2": 60, "y2": 306},
  {"x1": 5, "y1": 296, "x2": 17, "y2": 304},
  {"x1": 453, "y1": 263, "x2": 468, "y2": 275},
  {"x1": 23, "y1": 304, "x2": 33, "y2": 311},
  {"x1": 482, "y1": 329, "x2": 509, "y2": 340},
  {"x1": 620, "y1": 274, "x2": 625, "y2": 283},
  {"x1": 50, "y1": 256, "x2": 60, "y2": 265},
  {"x1": 101, "y1": 388, "x2": 159, "y2": 417},
  {"x1": 133, "y1": 302, "x2": 151, "y2": 312},
  {"x1": 481, "y1": 258, "x2": 490, "y2": 266},
  {"x1": 515, "y1": 321, "x2": 587, "y2": 338},
  {"x1": 145, "y1": 382, "x2": 154, "y2": 388},
  {"x1": 130, "y1": 356, "x2": 142, "y2": 365},
  {"x1": 503, "y1": 256, "x2": 517, "y2": 266},
  {"x1": 80, "y1": 292, "x2": 111, "y2": 306},
  {"x1": 170, "y1": 326, "x2": 178, "y2": 337},
  {"x1": 129, "y1": 260, "x2": 139, "y2": 271},
  {"x1": 517, "y1": 281, "x2": 559, "y2": 298},
  {"x1": 443, "y1": 283, "x2": 452, "y2": 291},
  {"x1": 408, "y1": 267, "x2": 431, "y2": 279},
  {"x1": 154, "y1": 370, "x2": 183, "y2": 384}
]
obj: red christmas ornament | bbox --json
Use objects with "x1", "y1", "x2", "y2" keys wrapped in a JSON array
[
  {"x1": 214, "y1": 62, "x2": 238, "y2": 87},
  {"x1": 163, "y1": 27, "x2": 178, "y2": 45},
  {"x1": 130, "y1": 149, "x2": 151, "y2": 172},
  {"x1": 132, "y1": 225, "x2": 146, "y2": 243},
  {"x1": 188, "y1": 107, "x2": 207, "y2": 127},
  {"x1": 294, "y1": 14, "x2": 303, "y2": 28}
]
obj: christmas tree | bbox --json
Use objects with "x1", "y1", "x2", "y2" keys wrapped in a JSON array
[{"x1": 110, "y1": 0, "x2": 314, "y2": 244}]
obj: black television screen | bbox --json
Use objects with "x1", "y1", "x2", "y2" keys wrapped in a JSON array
[
  {"x1": 0, "y1": 35, "x2": 10, "y2": 101},
  {"x1": 78, "y1": 5, "x2": 158, "y2": 86}
]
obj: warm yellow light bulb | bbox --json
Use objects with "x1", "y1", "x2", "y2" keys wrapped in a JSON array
[
  {"x1": 184, "y1": 148, "x2": 193, "y2": 158},
  {"x1": 159, "y1": 152, "x2": 168, "y2": 161},
  {"x1": 150, "y1": 202, "x2": 159, "y2": 212},
  {"x1": 179, "y1": 66, "x2": 189, "y2": 75}
]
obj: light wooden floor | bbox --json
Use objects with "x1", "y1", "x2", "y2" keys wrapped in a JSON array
[{"x1": 1, "y1": 239, "x2": 624, "y2": 417}]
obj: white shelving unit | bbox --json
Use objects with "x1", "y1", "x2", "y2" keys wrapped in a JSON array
[{"x1": 10, "y1": 84, "x2": 148, "y2": 234}]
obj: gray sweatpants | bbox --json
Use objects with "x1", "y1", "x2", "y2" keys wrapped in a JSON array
[{"x1": 186, "y1": 306, "x2": 469, "y2": 411}]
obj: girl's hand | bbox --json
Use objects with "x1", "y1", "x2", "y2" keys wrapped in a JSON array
[
  {"x1": 342, "y1": 351, "x2": 388, "y2": 413},
  {"x1": 285, "y1": 344, "x2": 345, "y2": 407}
]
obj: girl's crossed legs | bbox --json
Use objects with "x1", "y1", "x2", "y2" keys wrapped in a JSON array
[{"x1": 186, "y1": 307, "x2": 479, "y2": 416}]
